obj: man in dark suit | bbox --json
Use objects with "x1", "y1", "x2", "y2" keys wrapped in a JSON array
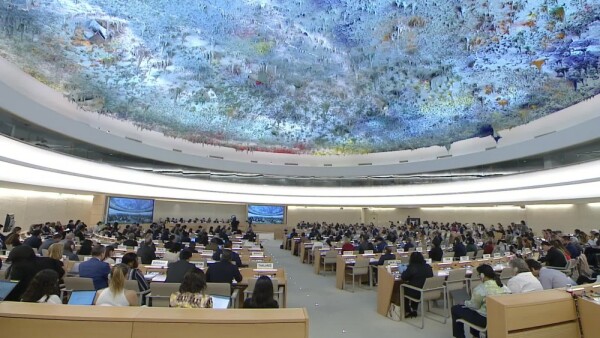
[
  {"x1": 78, "y1": 245, "x2": 111, "y2": 290},
  {"x1": 165, "y1": 249, "x2": 196, "y2": 283},
  {"x1": 206, "y1": 250, "x2": 243, "y2": 287},
  {"x1": 136, "y1": 235, "x2": 157, "y2": 265},
  {"x1": 212, "y1": 241, "x2": 243, "y2": 267}
]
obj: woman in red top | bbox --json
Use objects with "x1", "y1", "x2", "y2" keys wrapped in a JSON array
[{"x1": 341, "y1": 239, "x2": 355, "y2": 252}]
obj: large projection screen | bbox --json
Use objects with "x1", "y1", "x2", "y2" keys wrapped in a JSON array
[
  {"x1": 247, "y1": 205, "x2": 286, "y2": 224},
  {"x1": 106, "y1": 196, "x2": 155, "y2": 224}
]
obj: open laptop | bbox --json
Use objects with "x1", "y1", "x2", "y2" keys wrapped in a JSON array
[
  {"x1": 210, "y1": 295, "x2": 230, "y2": 309},
  {"x1": 0, "y1": 280, "x2": 18, "y2": 301},
  {"x1": 68, "y1": 290, "x2": 97, "y2": 305}
]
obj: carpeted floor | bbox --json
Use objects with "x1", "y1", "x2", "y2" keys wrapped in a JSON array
[{"x1": 263, "y1": 239, "x2": 452, "y2": 338}]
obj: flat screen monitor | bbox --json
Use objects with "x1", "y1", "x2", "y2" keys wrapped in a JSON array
[
  {"x1": 0, "y1": 280, "x2": 17, "y2": 301},
  {"x1": 106, "y1": 197, "x2": 154, "y2": 224},
  {"x1": 211, "y1": 295, "x2": 230, "y2": 309},
  {"x1": 247, "y1": 205, "x2": 285, "y2": 224},
  {"x1": 68, "y1": 291, "x2": 97, "y2": 305}
]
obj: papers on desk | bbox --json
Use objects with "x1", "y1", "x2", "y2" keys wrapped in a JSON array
[
  {"x1": 144, "y1": 272, "x2": 159, "y2": 279},
  {"x1": 369, "y1": 258, "x2": 378, "y2": 263},
  {"x1": 152, "y1": 274, "x2": 167, "y2": 282}
]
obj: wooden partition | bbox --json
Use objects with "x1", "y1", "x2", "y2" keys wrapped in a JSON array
[
  {"x1": 487, "y1": 289, "x2": 580, "y2": 338},
  {"x1": 0, "y1": 302, "x2": 309, "y2": 338},
  {"x1": 578, "y1": 297, "x2": 600, "y2": 338}
]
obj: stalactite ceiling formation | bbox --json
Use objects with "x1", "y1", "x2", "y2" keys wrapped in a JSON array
[{"x1": 1, "y1": 0, "x2": 599, "y2": 155}]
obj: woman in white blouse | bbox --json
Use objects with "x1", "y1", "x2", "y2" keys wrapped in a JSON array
[
  {"x1": 507, "y1": 258, "x2": 544, "y2": 293},
  {"x1": 21, "y1": 269, "x2": 62, "y2": 304},
  {"x1": 94, "y1": 263, "x2": 138, "y2": 306}
]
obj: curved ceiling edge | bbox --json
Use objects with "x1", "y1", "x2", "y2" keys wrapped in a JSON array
[
  {"x1": 1, "y1": 57, "x2": 600, "y2": 177},
  {"x1": 1, "y1": 135, "x2": 600, "y2": 206}
]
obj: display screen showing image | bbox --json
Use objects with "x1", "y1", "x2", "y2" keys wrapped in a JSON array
[
  {"x1": 247, "y1": 205, "x2": 285, "y2": 224},
  {"x1": 106, "y1": 197, "x2": 154, "y2": 224}
]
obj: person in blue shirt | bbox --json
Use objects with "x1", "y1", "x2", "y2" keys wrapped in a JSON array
[
  {"x1": 374, "y1": 237, "x2": 388, "y2": 253},
  {"x1": 78, "y1": 245, "x2": 111, "y2": 290},
  {"x1": 403, "y1": 238, "x2": 415, "y2": 252},
  {"x1": 453, "y1": 236, "x2": 467, "y2": 259},
  {"x1": 562, "y1": 236, "x2": 581, "y2": 259}
]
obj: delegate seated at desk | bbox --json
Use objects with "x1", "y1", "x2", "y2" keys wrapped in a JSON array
[
  {"x1": 213, "y1": 241, "x2": 243, "y2": 267},
  {"x1": 206, "y1": 251, "x2": 243, "y2": 287},
  {"x1": 94, "y1": 264, "x2": 138, "y2": 306},
  {"x1": 539, "y1": 241, "x2": 568, "y2": 267},
  {"x1": 402, "y1": 252, "x2": 433, "y2": 318},
  {"x1": 244, "y1": 275, "x2": 279, "y2": 309},
  {"x1": 526, "y1": 259, "x2": 575, "y2": 289},
  {"x1": 79, "y1": 245, "x2": 111, "y2": 290},
  {"x1": 506, "y1": 258, "x2": 543, "y2": 294},
  {"x1": 165, "y1": 249, "x2": 196, "y2": 283},
  {"x1": 21, "y1": 269, "x2": 62, "y2": 304},
  {"x1": 170, "y1": 268, "x2": 213, "y2": 308},
  {"x1": 451, "y1": 264, "x2": 509, "y2": 338},
  {"x1": 136, "y1": 236, "x2": 157, "y2": 265},
  {"x1": 429, "y1": 242, "x2": 443, "y2": 262}
]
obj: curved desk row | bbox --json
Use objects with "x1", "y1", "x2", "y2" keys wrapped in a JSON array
[{"x1": 0, "y1": 302, "x2": 309, "y2": 338}]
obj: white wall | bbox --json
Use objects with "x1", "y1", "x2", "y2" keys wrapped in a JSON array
[
  {"x1": 287, "y1": 207, "x2": 362, "y2": 227},
  {"x1": 0, "y1": 188, "x2": 93, "y2": 227}
]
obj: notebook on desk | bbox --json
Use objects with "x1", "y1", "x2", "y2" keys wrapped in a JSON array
[
  {"x1": 68, "y1": 290, "x2": 97, "y2": 305},
  {"x1": 0, "y1": 280, "x2": 17, "y2": 301},
  {"x1": 210, "y1": 295, "x2": 230, "y2": 309}
]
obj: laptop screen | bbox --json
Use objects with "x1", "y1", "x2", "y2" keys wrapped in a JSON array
[
  {"x1": 68, "y1": 291, "x2": 97, "y2": 305},
  {"x1": 0, "y1": 281, "x2": 18, "y2": 301},
  {"x1": 210, "y1": 295, "x2": 230, "y2": 309}
]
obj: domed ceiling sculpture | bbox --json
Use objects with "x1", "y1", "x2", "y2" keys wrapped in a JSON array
[{"x1": 1, "y1": 0, "x2": 599, "y2": 155}]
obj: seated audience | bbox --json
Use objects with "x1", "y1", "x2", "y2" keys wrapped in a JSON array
[
  {"x1": 21, "y1": 269, "x2": 62, "y2": 304},
  {"x1": 122, "y1": 233, "x2": 138, "y2": 247},
  {"x1": 165, "y1": 249, "x2": 196, "y2": 283},
  {"x1": 77, "y1": 239, "x2": 93, "y2": 256},
  {"x1": 377, "y1": 247, "x2": 396, "y2": 265},
  {"x1": 428, "y1": 242, "x2": 443, "y2": 262},
  {"x1": 121, "y1": 252, "x2": 149, "y2": 292},
  {"x1": 401, "y1": 252, "x2": 433, "y2": 317},
  {"x1": 206, "y1": 250, "x2": 243, "y2": 287},
  {"x1": 482, "y1": 240, "x2": 495, "y2": 255},
  {"x1": 79, "y1": 245, "x2": 111, "y2": 290},
  {"x1": 213, "y1": 241, "x2": 243, "y2": 267},
  {"x1": 43, "y1": 243, "x2": 66, "y2": 282},
  {"x1": 136, "y1": 235, "x2": 157, "y2": 265},
  {"x1": 507, "y1": 258, "x2": 543, "y2": 293},
  {"x1": 94, "y1": 264, "x2": 138, "y2": 306},
  {"x1": 102, "y1": 245, "x2": 116, "y2": 265},
  {"x1": 163, "y1": 243, "x2": 182, "y2": 263},
  {"x1": 63, "y1": 240, "x2": 79, "y2": 261},
  {"x1": 453, "y1": 237, "x2": 467, "y2": 259},
  {"x1": 170, "y1": 268, "x2": 213, "y2": 308},
  {"x1": 4, "y1": 246, "x2": 40, "y2": 301},
  {"x1": 341, "y1": 238, "x2": 354, "y2": 252},
  {"x1": 526, "y1": 259, "x2": 576, "y2": 289},
  {"x1": 244, "y1": 276, "x2": 279, "y2": 309},
  {"x1": 5, "y1": 226, "x2": 23, "y2": 248},
  {"x1": 452, "y1": 264, "x2": 509, "y2": 338},
  {"x1": 23, "y1": 230, "x2": 42, "y2": 250},
  {"x1": 465, "y1": 237, "x2": 478, "y2": 254},
  {"x1": 539, "y1": 241, "x2": 568, "y2": 268}
]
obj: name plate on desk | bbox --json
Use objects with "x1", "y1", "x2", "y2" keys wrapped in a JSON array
[
  {"x1": 460, "y1": 256, "x2": 470, "y2": 262},
  {"x1": 150, "y1": 260, "x2": 169, "y2": 268},
  {"x1": 191, "y1": 261, "x2": 205, "y2": 269},
  {"x1": 505, "y1": 252, "x2": 512, "y2": 257},
  {"x1": 384, "y1": 260, "x2": 399, "y2": 265},
  {"x1": 250, "y1": 252, "x2": 264, "y2": 257},
  {"x1": 493, "y1": 253, "x2": 501, "y2": 258},
  {"x1": 343, "y1": 251, "x2": 354, "y2": 256},
  {"x1": 483, "y1": 254, "x2": 491, "y2": 259},
  {"x1": 201, "y1": 250, "x2": 214, "y2": 255},
  {"x1": 443, "y1": 257, "x2": 453, "y2": 263},
  {"x1": 257, "y1": 263, "x2": 274, "y2": 269},
  {"x1": 155, "y1": 248, "x2": 166, "y2": 254},
  {"x1": 364, "y1": 250, "x2": 374, "y2": 254},
  {"x1": 416, "y1": 247, "x2": 423, "y2": 252}
]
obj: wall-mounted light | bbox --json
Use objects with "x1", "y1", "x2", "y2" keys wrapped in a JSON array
[
  {"x1": 587, "y1": 202, "x2": 600, "y2": 207},
  {"x1": 420, "y1": 206, "x2": 522, "y2": 211},
  {"x1": 525, "y1": 204, "x2": 574, "y2": 210}
]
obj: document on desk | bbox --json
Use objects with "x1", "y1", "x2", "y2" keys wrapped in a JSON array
[{"x1": 152, "y1": 274, "x2": 167, "y2": 282}]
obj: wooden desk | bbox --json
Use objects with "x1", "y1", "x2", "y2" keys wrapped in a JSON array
[
  {"x1": 335, "y1": 255, "x2": 376, "y2": 290},
  {"x1": 487, "y1": 289, "x2": 580, "y2": 338},
  {"x1": 0, "y1": 302, "x2": 309, "y2": 338},
  {"x1": 376, "y1": 266, "x2": 401, "y2": 317},
  {"x1": 578, "y1": 297, "x2": 600, "y2": 338},
  {"x1": 299, "y1": 243, "x2": 313, "y2": 263},
  {"x1": 313, "y1": 248, "x2": 331, "y2": 274},
  {"x1": 290, "y1": 238, "x2": 301, "y2": 256}
]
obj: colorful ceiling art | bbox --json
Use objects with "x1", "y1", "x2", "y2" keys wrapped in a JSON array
[{"x1": 1, "y1": 0, "x2": 599, "y2": 154}]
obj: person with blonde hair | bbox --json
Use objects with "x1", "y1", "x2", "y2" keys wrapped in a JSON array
[
  {"x1": 47, "y1": 243, "x2": 64, "y2": 261},
  {"x1": 94, "y1": 263, "x2": 138, "y2": 306}
]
